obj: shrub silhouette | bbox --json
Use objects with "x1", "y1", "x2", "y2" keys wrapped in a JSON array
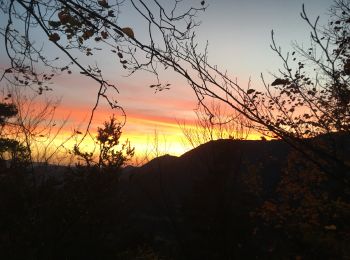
[{"x1": 74, "y1": 115, "x2": 134, "y2": 171}]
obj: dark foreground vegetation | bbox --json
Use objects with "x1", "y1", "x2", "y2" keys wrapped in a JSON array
[
  {"x1": 1, "y1": 136, "x2": 349, "y2": 259},
  {"x1": 1, "y1": 0, "x2": 350, "y2": 258}
]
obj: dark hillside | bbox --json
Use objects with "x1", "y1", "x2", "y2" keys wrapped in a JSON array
[
  {"x1": 2, "y1": 136, "x2": 349, "y2": 259},
  {"x1": 117, "y1": 139, "x2": 291, "y2": 258}
]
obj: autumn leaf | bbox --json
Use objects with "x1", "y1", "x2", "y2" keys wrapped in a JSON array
[
  {"x1": 344, "y1": 60, "x2": 350, "y2": 75},
  {"x1": 122, "y1": 27, "x2": 135, "y2": 38},
  {"x1": 247, "y1": 89, "x2": 255, "y2": 95},
  {"x1": 48, "y1": 21, "x2": 61, "y2": 28},
  {"x1": 82, "y1": 30, "x2": 94, "y2": 40},
  {"x1": 58, "y1": 11, "x2": 70, "y2": 24},
  {"x1": 49, "y1": 33, "x2": 60, "y2": 42},
  {"x1": 271, "y1": 78, "x2": 290, "y2": 86},
  {"x1": 98, "y1": 0, "x2": 109, "y2": 8},
  {"x1": 101, "y1": 31, "x2": 108, "y2": 39}
]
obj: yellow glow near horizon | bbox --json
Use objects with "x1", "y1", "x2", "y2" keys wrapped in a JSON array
[
  {"x1": 32, "y1": 124, "x2": 265, "y2": 166},
  {"x1": 37, "y1": 129, "x2": 189, "y2": 165},
  {"x1": 8, "y1": 98, "x2": 266, "y2": 165}
]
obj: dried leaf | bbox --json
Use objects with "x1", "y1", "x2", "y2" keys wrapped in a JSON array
[
  {"x1": 49, "y1": 33, "x2": 60, "y2": 42},
  {"x1": 271, "y1": 78, "x2": 289, "y2": 86},
  {"x1": 98, "y1": 0, "x2": 109, "y2": 8},
  {"x1": 121, "y1": 27, "x2": 135, "y2": 38}
]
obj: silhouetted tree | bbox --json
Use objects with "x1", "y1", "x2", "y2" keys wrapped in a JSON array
[
  {"x1": 253, "y1": 1, "x2": 350, "y2": 177},
  {"x1": 0, "y1": 137, "x2": 31, "y2": 168},
  {"x1": 165, "y1": 0, "x2": 350, "y2": 178},
  {"x1": 4, "y1": 87, "x2": 76, "y2": 165},
  {"x1": 74, "y1": 115, "x2": 134, "y2": 170},
  {"x1": 0, "y1": 102, "x2": 17, "y2": 127},
  {"x1": 257, "y1": 148, "x2": 350, "y2": 258},
  {"x1": 244, "y1": 3, "x2": 350, "y2": 258},
  {"x1": 178, "y1": 100, "x2": 253, "y2": 148},
  {"x1": 0, "y1": 99, "x2": 30, "y2": 168}
]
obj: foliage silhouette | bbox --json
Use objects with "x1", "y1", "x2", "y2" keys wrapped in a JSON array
[
  {"x1": 0, "y1": 102, "x2": 17, "y2": 126},
  {"x1": 0, "y1": 87, "x2": 75, "y2": 166},
  {"x1": 1, "y1": 1, "x2": 350, "y2": 259},
  {"x1": 74, "y1": 115, "x2": 134, "y2": 170},
  {"x1": 0, "y1": 99, "x2": 30, "y2": 168},
  {"x1": 179, "y1": 100, "x2": 253, "y2": 149}
]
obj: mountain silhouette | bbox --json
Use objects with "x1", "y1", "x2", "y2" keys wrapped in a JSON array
[
  {"x1": 2, "y1": 135, "x2": 349, "y2": 259},
  {"x1": 117, "y1": 138, "x2": 291, "y2": 257}
]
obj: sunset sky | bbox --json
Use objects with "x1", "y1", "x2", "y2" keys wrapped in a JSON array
[{"x1": 0, "y1": 0, "x2": 332, "y2": 161}]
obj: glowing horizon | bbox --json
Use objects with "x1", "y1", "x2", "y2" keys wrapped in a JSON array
[
  {"x1": 5, "y1": 94, "x2": 264, "y2": 166},
  {"x1": 0, "y1": 0, "x2": 332, "y2": 166}
]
